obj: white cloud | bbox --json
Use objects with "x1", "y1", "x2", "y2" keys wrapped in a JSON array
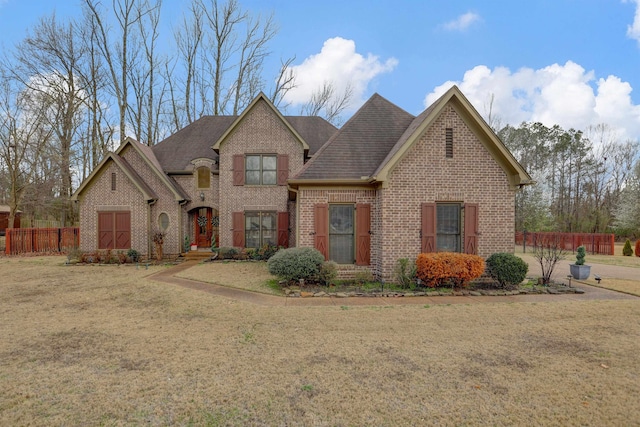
[
  {"x1": 442, "y1": 12, "x2": 481, "y2": 31},
  {"x1": 624, "y1": 0, "x2": 640, "y2": 44},
  {"x1": 282, "y1": 37, "x2": 398, "y2": 109},
  {"x1": 425, "y1": 61, "x2": 640, "y2": 141}
]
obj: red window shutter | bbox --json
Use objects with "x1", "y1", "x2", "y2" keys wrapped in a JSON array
[
  {"x1": 464, "y1": 203, "x2": 479, "y2": 254},
  {"x1": 277, "y1": 211, "x2": 289, "y2": 248},
  {"x1": 355, "y1": 203, "x2": 371, "y2": 265},
  {"x1": 232, "y1": 211, "x2": 245, "y2": 247},
  {"x1": 115, "y1": 212, "x2": 131, "y2": 249},
  {"x1": 314, "y1": 204, "x2": 328, "y2": 260},
  {"x1": 232, "y1": 155, "x2": 244, "y2": 186},
  {"x1": 98, "y1": 212, "x2": 114, "y2": 249},
  {"x1": 277, "y1": 154, "x2": 289, "y2": 186},
  {"x1": 421, "y1": 203, "x2": 436, "y2": 253}
]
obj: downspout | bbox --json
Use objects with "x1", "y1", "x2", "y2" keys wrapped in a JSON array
[
  {"x1": 179, "y1": 199, "x2": 188, "y2": 255},
  {"x1": 148, "y1": 199, "x2": 157, "y2": 259},
  {"x1": 288, "y1": 186, "x2": 299, "y2": 246}
]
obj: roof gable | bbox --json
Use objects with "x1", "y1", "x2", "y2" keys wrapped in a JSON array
[
  {"x1": 211, "y1": 92, "x2": 310, "y2": 153},
  {"x1": 372, "y1": 86, "x2": 533, "y2": 188},
  {"x1": 71, "y1": 152, "x2": 158, "y2": 201},
  {"x1": 117, "y1": 137, "x2": 188, "y2": 201},
  {"x1": 292, "y1": 93, "x2": 415, "y2": 181}
]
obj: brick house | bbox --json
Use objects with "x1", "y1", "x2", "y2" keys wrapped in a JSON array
[{"x1": 72, "y1": 86, "x2": 532, "y2": 280}]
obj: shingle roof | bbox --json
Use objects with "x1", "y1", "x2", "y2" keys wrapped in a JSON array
[
  {"x1": 152, "y1": 115, "x2": 337, "y2": 172},
  {"x1": 152, "y1": 116, "x2": 237, "y2": 171},
  {"x1": 293, "y1": 94, "x2": 415, "y2": 180}
]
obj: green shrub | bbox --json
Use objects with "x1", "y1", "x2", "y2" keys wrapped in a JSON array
[
  {"x1": 486, "y1": 252, "x2": 528, "y2": 288},
  {"x1": 623, "y1": 239, "x2": 633, "y2": 256},
  {"x1": 318, "y1": 261, "x2": 338, "y2": 285},
  {"x1": 252, "y1": 244, "x2": 279, "y2": 261},
  {"x1": 218, "y1": 247, "x2": 239, "y2": 259},
  {"x1": 575, "y1": 245, "x2": 586, "y2": 265},
  {"x1": 394, "y1": 257, "x2": 417, "y2": 289},
  {"x1": 127, "y1": 248, "x2": 140, "y2": 262},
  {"x1": 267, "y1": 247, "x2": 325, "y2": 282}
]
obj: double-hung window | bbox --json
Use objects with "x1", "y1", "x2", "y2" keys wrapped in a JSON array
[
  {"x1": 245, "y1": 155, "x2": 277, "y2": 185},
  {"x1": 245, "y1": 211, "x2": 276, "y2": 248},
  {"x1": 329, "y1": 204, "x2": 354, "y2": 264},
  {"x1": 436, "y1": 204, "x2": 461, "y2": 252}
]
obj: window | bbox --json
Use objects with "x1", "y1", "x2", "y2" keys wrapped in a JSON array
[
  {"x1": 245, "y1": 211, "x2": 276, "y2": 248},
  {"x1": 197, "y1": 166, "x2": 210, "y2": 189},
  {"x1": 329, "y1": 204, "x2": 354, "y2": 264},
  {"x1": 111, "y1": 172, "x2": 116, "y2": 191},
  {"x1": 158, "y1": 213, "x2": 169, "y2": 231},
  {"x1": 245, "y1": 155, "x2": 276, "y2": 185},
  {"x1": 445, "y1": 128, "x2": 453, "y2": 158},
  {"x1": 436, "y1": 204, "x2": 460, "y2": 252}
]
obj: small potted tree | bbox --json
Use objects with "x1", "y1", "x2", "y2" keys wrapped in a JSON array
[{"x1": 570, "y1": 245, "x2": 591, "y2": 280}]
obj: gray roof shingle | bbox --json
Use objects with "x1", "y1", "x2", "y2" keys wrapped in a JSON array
[
  {"x1": 293, "y1": 94, "x2": 415, "y2": 180},
  {"x1": 151, "y1": 115, "x2": 337, "y2": 172}
]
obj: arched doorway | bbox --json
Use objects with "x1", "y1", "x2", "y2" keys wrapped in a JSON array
[{"x1": 193, "y1": 207, "x2": 219, "y2": 248}]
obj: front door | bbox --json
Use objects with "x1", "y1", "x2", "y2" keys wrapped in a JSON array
[{"x1": 195, "y1": 207, "x2": 212, "y2": 248}]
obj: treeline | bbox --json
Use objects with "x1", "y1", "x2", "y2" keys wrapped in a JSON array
[
  {"x1": 0, "y1": 0, "x2": 349, "y2": 228},
  {"x1": 498, "y1": 122, "x2": 640, "y2": 237}
]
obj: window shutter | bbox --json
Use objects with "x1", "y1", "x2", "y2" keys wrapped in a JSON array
[
  {"x1": 277, "y1": 211, "x2": 289, "y2": 248},
  {"x1": 232, "y1": 211, "x2": 245, "y2": 247},
  {"x1": 314, "y1": 204, "x2": 329, "y2": 260},
  {"x1": 277, "y1": 155, "x2": 289, "y2": 186},
  {"x1": 115, "y1": 212, "x2": 131, "y2": 249},
  {"x1": 232, "y1": 155, "x2": 244, "y2": 186},
  {"x1": 98, "y1": 212, "x2": 114, "y2": 249},
  {"x1": 464, "y1": 203, "x2": 479, "y2": 254},
  {"x1": 355, "y1": 204, "x2": 371, "y2": 265},
  {"x1": 421, "y1": 203, "x2": 436, "y2": 253}
]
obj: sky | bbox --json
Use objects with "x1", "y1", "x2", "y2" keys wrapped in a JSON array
[{"x1": 1, "y1": 0, "x2": 640, "y2": 141}]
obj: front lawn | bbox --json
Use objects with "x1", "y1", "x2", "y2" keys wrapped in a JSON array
[{"x1": 2, "y1": 256, "x2": 640, "y2": 425}]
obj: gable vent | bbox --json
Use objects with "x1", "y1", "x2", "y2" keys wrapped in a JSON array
[{"x1": 445, "y1": 128, "x2": 453, "y2": 158}]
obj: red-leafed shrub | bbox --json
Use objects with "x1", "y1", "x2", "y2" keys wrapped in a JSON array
[
  {"x1": 416, "y1": 252, "x2": 485, "y2": 288},
  {"x1": 636, "y1": 240, "x2": 640, "y2": 257}
]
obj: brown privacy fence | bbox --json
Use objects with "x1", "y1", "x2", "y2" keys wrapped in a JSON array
[
  {"x1": 515, "y1": 232, "x2": 615, "y2": 255},
  {"x1": 5, "y1": 228, "x2": 80, "y2": 255}
]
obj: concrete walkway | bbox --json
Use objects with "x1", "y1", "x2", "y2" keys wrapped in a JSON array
[{"x1": 150, "y1": 260, "x2": 639, "y2": 307}]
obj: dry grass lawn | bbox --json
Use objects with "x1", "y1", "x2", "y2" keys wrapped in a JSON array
[
  {"x1": 177, "y1": 260, "x2": 279, "y2": 295},
  {"x1": 1, "y1": 256, "x2": 640, "y2": 426},
  {"x1": 580, "y1": 278, "x2": 640, "y2": 297}
]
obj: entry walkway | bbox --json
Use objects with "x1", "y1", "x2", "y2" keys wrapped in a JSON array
[{"x1": 150, "y1": 261, "x2": 639, "y2": 307}]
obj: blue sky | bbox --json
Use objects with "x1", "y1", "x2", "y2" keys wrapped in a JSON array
[{"x1": 1, "y1": 0, "x2": 640, "y2": 140}]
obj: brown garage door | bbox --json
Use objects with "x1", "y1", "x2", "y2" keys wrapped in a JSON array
[{"x1": 98, "y1": 211, "x2": 131, "y2": 249}]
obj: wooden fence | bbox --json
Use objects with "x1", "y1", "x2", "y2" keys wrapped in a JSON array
[
  {"x1": 515, "y1": 232, "x2": 615, "y2": 255},
  {"x1": 5, "y1": 227, "x2": 80, "y2": 255}
]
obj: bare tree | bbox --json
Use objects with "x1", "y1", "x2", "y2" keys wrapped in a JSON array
[
  {"x1": 9, "y1": 14, "x2": 89, "y2": 224},
  {"x1": 531, "y1": 234, "x2": 566, "y2": 285},
  {"x1": 300, "y1": 81, "x2": 354, "y2": 126},
  {"x1": 0, "y1": 74, "x2": 53, "y2": 229}
]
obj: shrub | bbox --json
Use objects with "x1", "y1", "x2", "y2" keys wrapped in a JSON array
[
  {"x1": 218, "y1": 247, "x2": 239, "y2": 260},
  {"x1": 623, "y1": 239, "x2": 633, "y2": 256},
  {"x1": 354, "y1": 270, "x2": 374, "y2": 285},
  {"x1": 127, "y1": 248, "x2": 140, "y2": 262},
  {"x1": 636, "y1": 240, "x2": 640, "y2": 257},
  {"x1": 394, "y1": 258, "x2": 417, "y2": 289},
  {"x1": 252, "y1": 243, "x2": 279, "y2": 261},
  {"x1": 318, "y1": 261, "x2": 338, "y2": 285},
  {"x1": 575, "y1": 245, "x2": 586, "y2": 265},
  {"x1": 486, "y1": 253, "x2": 528, "y2": 289},
  {"x1": 416, "y1": 252, "x2": 485, "y2": 288},
  {"x1": 267, "y1": 247, "x2": 325, "y2": 283}
]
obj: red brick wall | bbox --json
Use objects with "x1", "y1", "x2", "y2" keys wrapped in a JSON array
[{"x1": 218, "y1": 99, "x2": 305, "y2": 247}]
